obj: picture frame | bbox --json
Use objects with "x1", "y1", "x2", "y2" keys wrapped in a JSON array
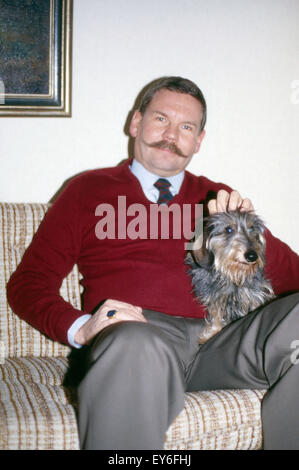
[{"x1": 0, "y1": 0, "x2": 73, "y2": 117}]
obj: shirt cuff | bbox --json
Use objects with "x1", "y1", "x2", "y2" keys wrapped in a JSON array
[{"x1": 67, "y1": 314, "x2": 92, "y2": 348}]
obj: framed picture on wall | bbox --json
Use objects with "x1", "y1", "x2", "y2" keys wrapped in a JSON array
[{"x1": 0, "y1": 0, "x2": 72, "y2": 117}]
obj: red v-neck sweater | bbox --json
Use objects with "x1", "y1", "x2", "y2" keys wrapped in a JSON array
[{"x1": 7, "y1": 159, "x2": 299, "y2": 345}]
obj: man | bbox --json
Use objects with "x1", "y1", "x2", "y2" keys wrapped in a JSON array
[{"x1": 7, "y1": 77, "x2": 299, "y2": 450}]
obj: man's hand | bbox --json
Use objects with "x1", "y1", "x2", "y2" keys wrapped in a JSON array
[
  {"x1": 74, "y1": 299, "x2": 147, "y2": 346},
  {"x1": 207, "y1": 189, "x2": 254, "y2": 215}
]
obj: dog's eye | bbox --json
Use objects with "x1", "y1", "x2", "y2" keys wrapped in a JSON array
[{"x1": 225, "y1": 226, "x2": 234, "y2": 234}]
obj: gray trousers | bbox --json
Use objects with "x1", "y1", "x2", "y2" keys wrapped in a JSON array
[{"x1": 78, "y1": 293, "x2": 299, "y2": 450}]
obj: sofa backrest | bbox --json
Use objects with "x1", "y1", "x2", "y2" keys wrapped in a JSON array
[{"x1": 0, "y1": 203, "x2": 82, "y2": 359}]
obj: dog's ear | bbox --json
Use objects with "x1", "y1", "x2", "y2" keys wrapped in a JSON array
[
  {"x1": 192, "y1": 244, "x2": 214, "y2": 268},
  {"x1": 191, "y1": 223, "x2": 214, "y2": 268},
  {"x1": 251, "y1": 214, "x2": 266, "y2": 246}
]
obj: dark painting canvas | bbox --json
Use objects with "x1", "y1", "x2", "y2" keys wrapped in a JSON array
[
  {"x1": 0, "y1": 0, "x2": 72, "y2": 116},
  {"x1": 0, "y1": 0, "x2": 50, "y2": 96}
]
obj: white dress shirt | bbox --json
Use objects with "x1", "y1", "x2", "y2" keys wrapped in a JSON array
[
  {"x1": 67, "y1": 159, "x2": 185, "y2": 348},
  {"x1": 129, "y1": 158, "x2": 184, "y2": 202}
]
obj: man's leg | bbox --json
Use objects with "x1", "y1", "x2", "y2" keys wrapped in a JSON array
[
  {"x1": 186, "y1": 293, "x2": 299, "y2": 449},
  {"x1": 77, "y1": 311, "x2": 204, "y2": 450}
]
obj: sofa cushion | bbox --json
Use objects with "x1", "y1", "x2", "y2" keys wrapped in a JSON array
[
  {"x1": 164, "y1": 388, "x2": 265, "y2": 450},
  {"x1": 0, "y1": 203, "x2": 81, "y2": 358},
  {"x1": 0, "y1": 356, "x2": 79, "y2": 449},
  {"x1": 0, "y1": 355, "x2": 265, "y2": 450}
]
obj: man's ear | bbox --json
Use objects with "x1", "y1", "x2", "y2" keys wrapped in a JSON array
[
  {"x1": 129, "y1": 110, "x2": 142, "y2": 138},
  {"x1": 195, "y1": 129, "x2": 206, "y2": 153}
]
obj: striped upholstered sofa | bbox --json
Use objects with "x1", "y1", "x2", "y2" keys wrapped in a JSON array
[{"x1": 0, "y1": 202, "x2": 266, "y2": 450}]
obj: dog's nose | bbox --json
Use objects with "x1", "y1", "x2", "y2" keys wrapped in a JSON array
[{"x1": 244, "y1": 250, "x2": 258, "y2": 263}]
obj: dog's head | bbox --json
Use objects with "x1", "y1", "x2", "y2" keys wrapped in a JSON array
[{"x1": 191, "y1": 210, "x2": 266, "y2": 284}]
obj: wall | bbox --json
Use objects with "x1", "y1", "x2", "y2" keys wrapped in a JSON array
[{"x1": 0, "y1": 0, "x2": 298, "y2": 252}]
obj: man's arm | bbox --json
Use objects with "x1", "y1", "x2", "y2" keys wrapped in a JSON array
[
  {"x1": 7, "y1": 177, "x2": 90, "y2": 345},
  {"x1": 264, "y1": 228, "x2": 299, "y2": 295},
  {"x1": 7, "y1": 176, "x2": 147, "y2": 347}
]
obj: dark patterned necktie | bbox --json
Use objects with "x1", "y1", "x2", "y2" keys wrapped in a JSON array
[{"x1": 154, "y1": 178, "x2": 174, "y2": 204}]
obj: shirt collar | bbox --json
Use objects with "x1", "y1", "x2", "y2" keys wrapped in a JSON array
[{"x1": 130, "y1": 159, "x2": 184, "y2": 196}]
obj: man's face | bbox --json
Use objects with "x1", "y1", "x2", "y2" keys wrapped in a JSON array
[{"x1": 129, "y1": 89, "x2": 205, "y2": 176}]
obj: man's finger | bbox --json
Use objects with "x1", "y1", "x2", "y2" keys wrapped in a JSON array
[
  {"x1": 207, "y1": 199, "x2": 217, "y2": 215},
  {"x1": 227, "y1": 190, "x2": 243, "y2": 211},
  {"x1": 104, "y1": 299, "x2": 143, "y2": 315},
  {"x1": 240, "y1": 198, "x2": 254, "y2": 212},
  {"x1": 216, "y1": 190, "x2": 230, "y2": 212},
  {"x1": 207, "y1": 190, "x2": 255, "y2": 215}
]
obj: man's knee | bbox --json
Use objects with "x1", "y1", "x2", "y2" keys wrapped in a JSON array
[
  {"x1": 257, "y1": 293, "x2": 299, "y2": 386},
  {"x1": 90, "y1": 320, "x2": 177, "y2": 365},
  {"x1": 245, "y1": 292, "x2": 299, "y2": 334}
]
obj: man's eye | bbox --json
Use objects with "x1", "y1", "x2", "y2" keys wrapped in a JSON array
[
  {"x1": 156, "y1": 116, "x2": 165, "y2": 122},
  {"x1": 182, "y1": 124, "x2": 192, "y2": 131}
]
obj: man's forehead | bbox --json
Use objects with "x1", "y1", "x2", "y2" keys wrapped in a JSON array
[{"x1": 147, "y1": 89, "x2": 203, "y2": 122}]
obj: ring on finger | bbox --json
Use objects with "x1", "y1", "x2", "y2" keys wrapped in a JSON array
[{"x1": 107, "y1": 309, "x2": 117, "y2": 319}]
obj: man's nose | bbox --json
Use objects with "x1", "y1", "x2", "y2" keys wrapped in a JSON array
[{"x1": 163, "y1": 123, "x2": 178, "y2": 141}]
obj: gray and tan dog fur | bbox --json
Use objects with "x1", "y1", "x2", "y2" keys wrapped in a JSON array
[{"x1": 186, "y1": 210, "x2": 275, "y2": 344}]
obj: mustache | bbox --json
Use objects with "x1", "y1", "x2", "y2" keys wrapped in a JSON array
[{"x1": 146, "y1": 140, "x2": 188, "y2": 158}]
